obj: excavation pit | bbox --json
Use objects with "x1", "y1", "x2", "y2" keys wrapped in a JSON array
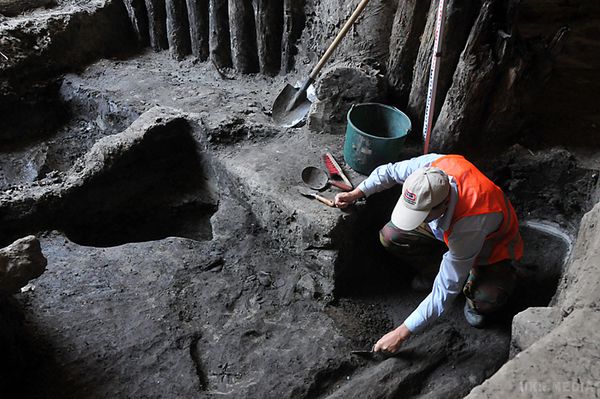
[
  {"x1": 0, "y1": 102, "x2": 583, "y2": 398},
  {"x1": 1, "y1": 0, "x2": 599, "y2": 396}
]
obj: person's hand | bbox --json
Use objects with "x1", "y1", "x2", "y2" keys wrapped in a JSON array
[
  {"x1": 334, "y1": 188, "x2": 364, "y2": 208},
  {"x1": 373, "y1": 324, "x2": 411, "y2": 354}
]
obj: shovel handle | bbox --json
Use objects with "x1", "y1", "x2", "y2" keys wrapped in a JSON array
[
  {"x1": 309, "y1": 0, "x2": 371, "y2": 80},
  {"x1": 314, "y1": 194, "x2": 335, "y2": 207}
]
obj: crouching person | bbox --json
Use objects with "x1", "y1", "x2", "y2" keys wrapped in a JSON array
[{"x1": 334, "y1": 153, "x2": 523, "y2": 354}]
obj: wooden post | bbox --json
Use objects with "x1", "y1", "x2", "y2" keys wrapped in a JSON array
[
  {"x1": 166, "y1": 0, "x2": 192, "y2": 60},
  {"x1": 186, "y1": 0, "x2": 209, "y2": 61},
  {"x1": 229, "y1": 0, "x2": 259, "y2": 73},
  {"x1": 430, "y1": 0, "x2": 498, "y2": 152},
  {"x1": 281, "y1": 0, "x2": 305, "y2": 73},
  {"x1": 253, "y1": 0, "x2": 283, "y2": 76},
  {"x1": 386, "y1": 0, "x2": 430, "y2": 105},
  {"x1": 407, "y1": 0, "x2": 478, "y2": 132},
  {"x1": 145, "y1": 0, "x2": 169, "y2": 51},
  {"x1": 123, "y1": 0, "x2": 150, "y2": 46},
  {"x1": 209, "y1": 0, "x2": 232, "y2": 68}
]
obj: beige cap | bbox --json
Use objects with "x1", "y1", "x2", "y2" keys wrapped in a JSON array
[{"x1": 391, "y1": 167, "x2": 450, "y2": 231}]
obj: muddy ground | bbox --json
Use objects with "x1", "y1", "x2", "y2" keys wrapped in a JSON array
[
  {"x1": 0, "y1": 48, "x2": 591, "y2": 398},
  {"x1": 1, "y1": 0, "x2": 599, "y2": 397}
]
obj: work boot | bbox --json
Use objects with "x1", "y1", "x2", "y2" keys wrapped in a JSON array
[
  {"x1": 410, "y1": 274, "x2": 434, "y2": 292},
  {"x1": 463, "y1": 300, "x2": 486, "y2": 328}
]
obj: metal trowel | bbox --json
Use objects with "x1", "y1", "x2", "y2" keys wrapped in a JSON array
[{"x1": 297, "y1": 187, "x2": 335, "y2": 207}]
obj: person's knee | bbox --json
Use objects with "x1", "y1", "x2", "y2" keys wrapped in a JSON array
[
  {"x1": 379, "y1": 221, "x2": 435, "y2": 257},
  {"x1": 379, "y1": 230, "x2": 406, "y2": 258},
  {"x1": 379, "y1": 223, "x2": 398, "y2": 246},
  {"x1": 463, "y1": 276, "x2": 515, "y2": 313}
]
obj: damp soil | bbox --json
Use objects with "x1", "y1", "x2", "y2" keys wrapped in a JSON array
[
  {"x1": 0, "y1": 35, "x2": 596, "y2": 399},
  {"x1": 0, "y1": 134, "x2": 575, "y2": 399}
]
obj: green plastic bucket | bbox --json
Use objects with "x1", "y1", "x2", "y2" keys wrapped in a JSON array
[{"x1": 343, "y1": 103, "x2": 411, "y2": 175}]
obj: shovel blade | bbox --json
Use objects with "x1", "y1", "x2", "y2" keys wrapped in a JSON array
[{"x1": 272, "y1": 84, "x2": 312, "y2": 128}]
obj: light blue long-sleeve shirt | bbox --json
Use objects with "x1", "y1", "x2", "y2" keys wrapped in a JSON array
[{"x1": 357, "y1": 154, "x2": 503, "y2": 333}]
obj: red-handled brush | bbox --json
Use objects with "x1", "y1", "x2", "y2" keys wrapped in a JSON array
[{"x1": 323, "y1": 153, "x2": 353, "y2": 191}]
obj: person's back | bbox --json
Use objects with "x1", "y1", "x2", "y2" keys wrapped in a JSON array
[{"x1": 431, "y1": 154, "x2": 523, "y2": 266}]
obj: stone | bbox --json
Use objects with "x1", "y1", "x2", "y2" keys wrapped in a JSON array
[
  {"x1": 295, "y1": 273, "x2": 317, "y2": 299},
  {"x1": 510, "y1": 306, "x2": 562, "y2": 358},
  {"x1": 555, "y1": 201, "x2": 600, "y2": 312},
  {"x1": 0, "y1": 235, "x2": 47, "y2": 295},
  {"x1": 308, "y1": 62, "x2": 386, "y2": 135},
  {"x1": 257, "y1": 271, "x2": 272, "y2": 287},
  {"x1": 466, "y1": 309, "x2": 600, "y2": 398}
]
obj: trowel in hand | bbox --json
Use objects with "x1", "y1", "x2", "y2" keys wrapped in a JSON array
[{"x1": 272, "y1": 0, "x2": 371, "y2": 128}]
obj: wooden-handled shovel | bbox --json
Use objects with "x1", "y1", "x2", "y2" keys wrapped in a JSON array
[{"x1": 272, "y1": 0, "x2": 371, "y2": 128}]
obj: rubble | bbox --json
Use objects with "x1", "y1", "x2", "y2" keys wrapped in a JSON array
[{"x1": 0, "y1": 236, "x2": 46, "y2": 295}]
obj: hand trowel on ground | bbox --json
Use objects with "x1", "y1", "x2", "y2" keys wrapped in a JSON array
[{"x1": 297, "y1": 187, "x2": 335, "y2": 207}]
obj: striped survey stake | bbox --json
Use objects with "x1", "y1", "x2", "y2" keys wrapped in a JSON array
[{"x1": 423, "y1": 0, "x2": 447, "y2": 154}]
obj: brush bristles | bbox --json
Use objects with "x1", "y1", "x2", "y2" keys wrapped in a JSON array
[
  {"x1": 322, "y1": 153, "x2": 353, "y2": 188},
  {"x1": 323, "y1": 155, "x2": 340, "y2": 176}
]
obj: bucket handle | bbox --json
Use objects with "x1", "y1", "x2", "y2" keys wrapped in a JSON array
[{"x1": 390, "y1": 105, "x2": 411, "y2": 136}]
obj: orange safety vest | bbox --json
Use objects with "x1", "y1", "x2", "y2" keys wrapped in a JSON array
[{"x1": 431, "y1": 155, "x2": 523, "y2": 264}]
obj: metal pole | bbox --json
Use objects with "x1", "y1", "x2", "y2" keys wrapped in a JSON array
[{"x1": 422, "y1": 0, "x2": 447, "y2": 154}]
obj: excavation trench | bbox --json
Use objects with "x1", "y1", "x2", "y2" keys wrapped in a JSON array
[
  {"x1": 59, "y1": 121, "x2": 218, "y2": 248},
  {"x1": 0, "y1": 1, "x2": 598, "y2": 395},
  {"x1": 0, "y1": 95, "x2": 585, "y2": 398}
]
